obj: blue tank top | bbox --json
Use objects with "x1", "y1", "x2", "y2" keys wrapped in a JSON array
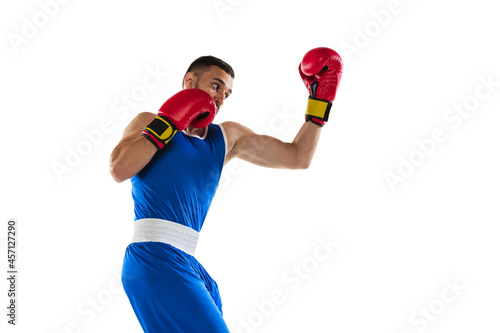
[{"x1": 131, "y1": 123, "x2": 226, "y2": 232}]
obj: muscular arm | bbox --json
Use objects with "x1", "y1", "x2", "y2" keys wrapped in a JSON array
[
  {"x1": 223, "y1": 121, "x2": 321, "y2": 169},
  {"x1": 109, "y1": 112, "x2": 158, "y2": 183}
]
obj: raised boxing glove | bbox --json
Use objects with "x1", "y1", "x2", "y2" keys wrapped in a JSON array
[
  {"x1": 142, "y1": 89, "x2": 216, "y2": 149},
  {"x1": 299, "y1": 47, "x2": 343, "y2": 126}
]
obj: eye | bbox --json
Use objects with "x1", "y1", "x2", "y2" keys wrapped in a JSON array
[{"x1": 212, "y1": 83, "x2": 219, "y2": 90}]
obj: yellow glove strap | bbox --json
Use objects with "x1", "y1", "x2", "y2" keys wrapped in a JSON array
[
  {"x1": 142, "y1": 116, "x2": 178, "y2": 149},
  {"x1": 145, "y1": 116, "x2": 177, "y2": 142},
  {"x1": 305, "y1": 98, "x2": 332, "y2": 121}
]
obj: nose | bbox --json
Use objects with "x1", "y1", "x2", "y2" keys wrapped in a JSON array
[{"x1": 214, "y1": 91, "x2": 225, "y2": 109}]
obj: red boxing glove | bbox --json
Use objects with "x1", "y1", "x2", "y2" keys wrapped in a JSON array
[
  {"x1": 299, "y1": 47, "x2": 343, "y2": 126},
  {"x1": 142, "y1": 89, "x2": 216, "y2": 149}
]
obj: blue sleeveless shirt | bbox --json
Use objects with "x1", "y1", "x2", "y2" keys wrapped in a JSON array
[{"x1": 131, "y1": 123, "x2": 227, "y2": 232}]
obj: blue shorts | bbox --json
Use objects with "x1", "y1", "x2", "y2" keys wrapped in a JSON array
[{"x1": 121, "y1": 242, "x2": 230, "y2": 332}]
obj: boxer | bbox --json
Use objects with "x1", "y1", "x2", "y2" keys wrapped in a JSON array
[{"x1": 110, "y1": 48, "x2": 343, "y2": 332}]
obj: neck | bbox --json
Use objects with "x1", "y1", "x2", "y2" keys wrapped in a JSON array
[{"x1": 184, "y1": 126, "x2": 206, "y2": 137}]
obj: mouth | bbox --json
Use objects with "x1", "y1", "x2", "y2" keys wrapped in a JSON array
[{"x1": 215, "y1": 102, "x2": 220, "y2": 113}]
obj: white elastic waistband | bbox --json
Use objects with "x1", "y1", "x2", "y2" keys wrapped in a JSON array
[{"x1": 131, "y1": 218, "x2": 199, "y2": 256}]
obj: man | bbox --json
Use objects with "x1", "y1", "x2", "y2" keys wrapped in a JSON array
[{"x1": 110, "y1": 48, "x2": 342, "y2": 332}]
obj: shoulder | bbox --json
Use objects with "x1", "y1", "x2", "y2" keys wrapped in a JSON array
[
  {"x1": 133, "y1": 111, "x2": 156, "y2": 124},
  {"x1": 121, "y1": 111, "x2": 156, "y2": 139},
  {"x1": 127, "y1": 111, "x2": 155, "y2": 130},
  {"x1": 219, "y1": 121, "x2": 258, "y2": 161},
  {"x1": 219, "y1": 121, "x2": 254, "y2": 137},
  {"x1": 220, "y1": 121, "x2": 253, "y2": 150}
]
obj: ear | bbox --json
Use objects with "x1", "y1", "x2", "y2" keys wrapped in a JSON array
[{"x1": 183, "y1": 72, "x2": 197, "y2": 88}]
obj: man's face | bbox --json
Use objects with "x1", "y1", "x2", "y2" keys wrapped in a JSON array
[{"x1": 185, "y1": 65, "x2": 233, "y2": 114}]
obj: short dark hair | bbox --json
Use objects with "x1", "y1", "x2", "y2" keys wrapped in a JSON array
[{"x1": 183, "y1": 55, "x2": 235, "y2": 87}]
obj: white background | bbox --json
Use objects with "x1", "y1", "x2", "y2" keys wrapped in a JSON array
[{"x1": 1, "y1": 0, "x2": 499, "y2": 332}]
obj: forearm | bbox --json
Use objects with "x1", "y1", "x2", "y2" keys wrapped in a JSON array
[
  {"x1": 109, "y1": 136, "x2": 157, "y2": 183},
  {"x1": 290, "y1": 121, "x2": 322, "y2": 169}
]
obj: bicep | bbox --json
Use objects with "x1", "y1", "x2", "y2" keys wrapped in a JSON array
[
  {"x1": 224, "y1": 122, "x2": 298, "y2": 169},
  {"x1": 110, "y1": 112, "x2": 155, "y2": 159},
  {"x1": 109, "y1": 112, "x2": 157, "y2": 181},
  {"x1": 116, "y1": 112, "x2": 156, "y2": 146}
]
